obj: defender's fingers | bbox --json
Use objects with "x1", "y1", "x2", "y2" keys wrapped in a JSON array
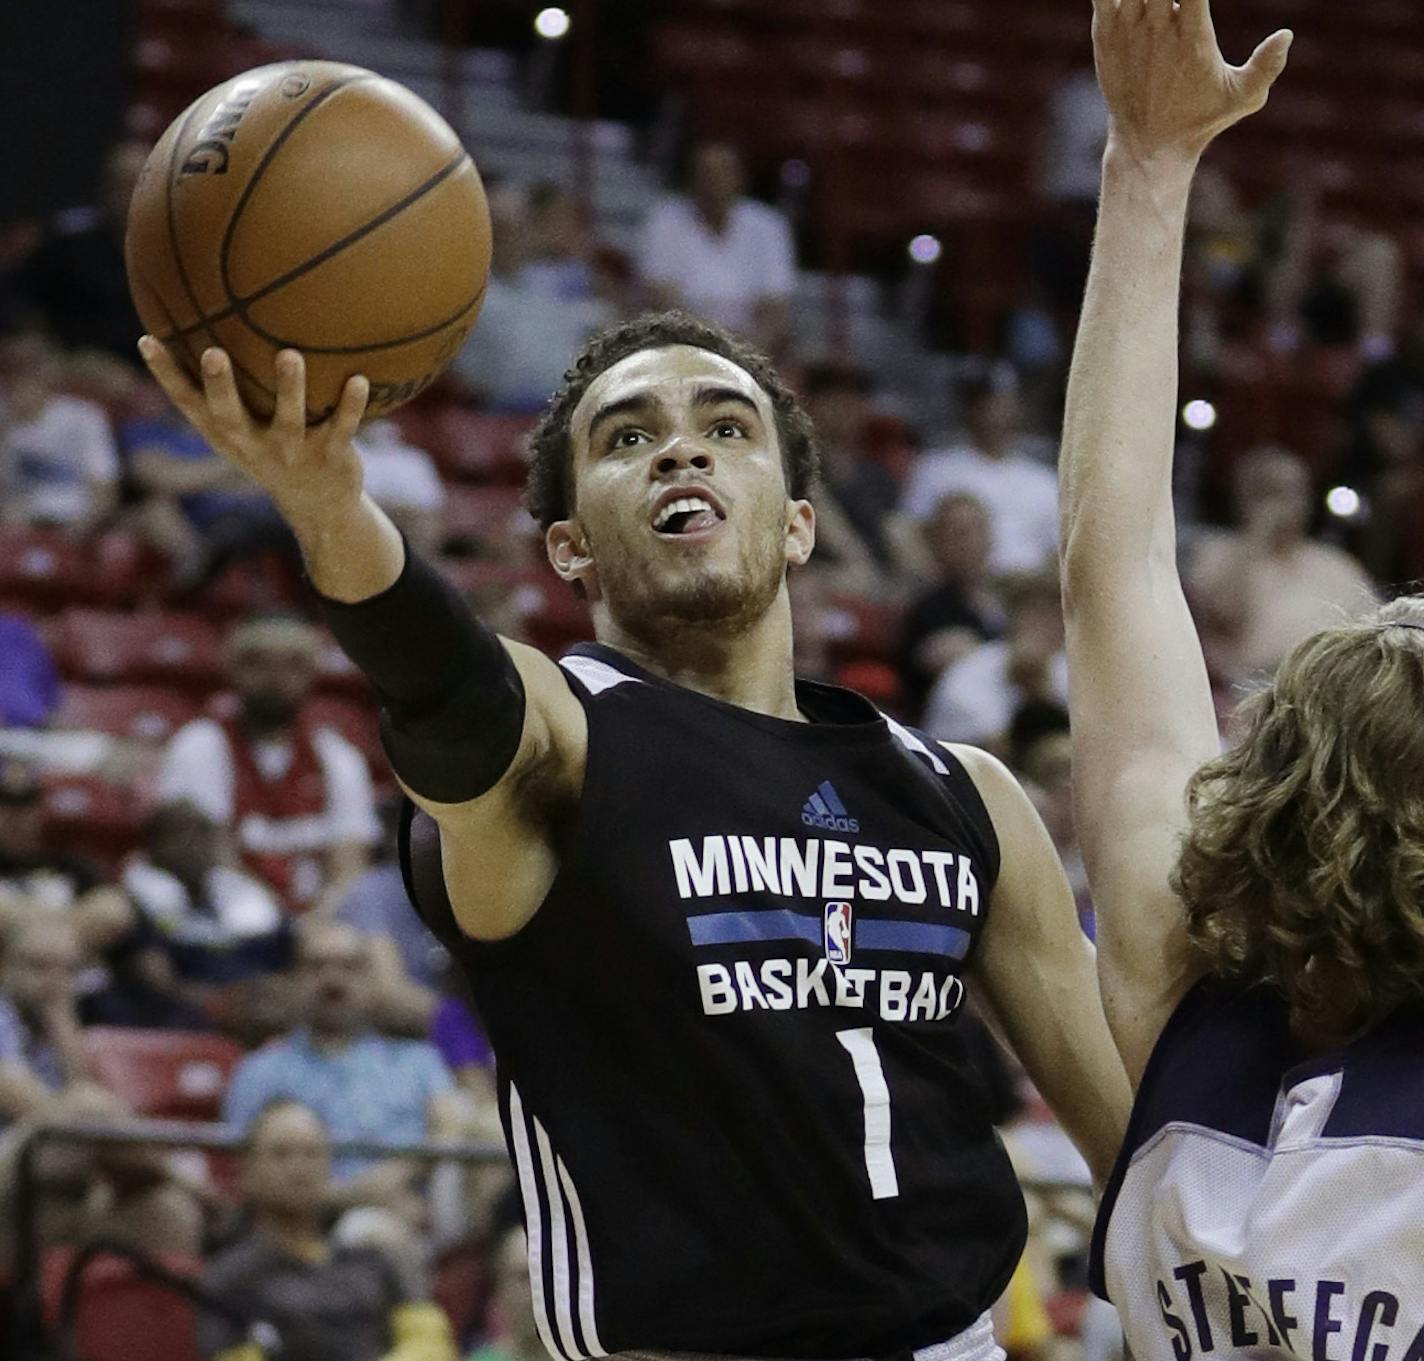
[
  {"x1": 199, "y1": 348, "x2": 251, "y2": 437},
  {"x1": 272, "y1": 348, "x2": 308, "y2": 440},
  {"x1": 327, "y1": 373, "x2": 371, "y2": 449},
  {"x1": 1240, "y1": 29, "x2": 1293, "y2": 99},
  {"x1": 138, "y1": 336, "x2": 210, "y2": 429}
]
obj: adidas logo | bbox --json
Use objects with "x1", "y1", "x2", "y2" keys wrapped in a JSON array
[{"x1": 801, "y1": 780, "x2": 860, "y2": 834}]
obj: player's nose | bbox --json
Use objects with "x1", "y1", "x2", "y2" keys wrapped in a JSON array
[{"x1": 652, "y1": 433, "x2": 714, "y2": 479}]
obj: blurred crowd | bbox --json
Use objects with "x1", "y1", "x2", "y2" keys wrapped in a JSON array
[{"x1": 0, "y1": 6, "x2": 1415, "y2": 1358}]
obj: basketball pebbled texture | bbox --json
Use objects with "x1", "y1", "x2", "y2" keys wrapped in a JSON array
[{"x1": 125, "y1": 61, "x2": 492, "y2": 422}]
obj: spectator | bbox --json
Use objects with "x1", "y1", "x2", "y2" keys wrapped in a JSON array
[
  {"x1": 0, "y1": 914, "x2": 207, "y2": 1267},
  {"x1": 16, "y1": 141, "x2": 147, "y2": 364},
  {"x1": 338, "y1": 799, "x2": 446, "y2": 1035},
  {"x1": 158, "y1": 615, "x2": 379, "y2": 911},
  {"x1": 121, "y1": 392, "x2": 282, "y2": 589},
  {"x1": 466, "y1": 1226, "x2": 542, "y2": 1361},
  {"x1": 199, "y1": 1098, "x2": 454, "y2": 1361},
  {"x1": 222, "y1": 920, "x2": 467, "y2": 1209},
  {"x1": 523, "y1": 182, "x2": 619, "y2": 306},
  {"x1": 0, "y1": 915, "x2": 91, "y2": 1126},
  {"x1": 1189, "y1": 445, "x2": 1377, "y2": 686},
  {"x1": 799, "y1": 362, "x2": 914, "y2": 593},
  {"x1": 0, "y1": 331, "x2": 120, "y2": 533},
  {"x1": 0, "y1": 612, "x2": 60, "y2": 727},
  {"x1": 118, "y1": 800, "x2": 292, "y2": 1029},
  {"x1": 0, "y1": 758, "x2": 132, "y2": 955},
  {"x1": 898, "y1": 493, "x2": 1003, "y2": 715},
  {"x1": 450, "y1": 184, "x2": 614, "y2": 412},
  {"x1": 355, "y1": 420, "x2": 447, "y2": 559},
  {"x1": 900, "y1": 372, "x2": 1058, "y2": 576},
  {"x1": 923, "y1": 572, "x2": 1067, "y2": 751},
  {"x1": 1007, "y1": 702, "x2": 1089, "y2": 928},
  {"x1": 636, "y1": 142, "x2": 795, "y2": 350}
]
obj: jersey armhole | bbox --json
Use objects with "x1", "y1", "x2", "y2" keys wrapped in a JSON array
[
  {"x1": 396, "y1": 799, "x2": 466, "y2": 952},
  {"x1": 1086, "y1": 976, "x2": 1219, "y2": 1299},
  {"x1": 926, "y1": 736, "x2": 1003, "y2": 890}
]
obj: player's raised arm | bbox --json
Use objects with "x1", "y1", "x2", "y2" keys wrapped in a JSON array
[
  {"x1": 139, "y1": 339, "x2": 587, "y2": 940},
  {"x1": 1058, "y1": 0, "x2": 1290, "y2": 1085}
]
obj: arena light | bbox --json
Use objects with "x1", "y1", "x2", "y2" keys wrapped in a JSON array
[
  {"x1": 908, "y1": 234, "x2": 942, "y2": 266},
  {"x1": 1325, "y1": 485, "x2": 1362, "y2": 520},
  {"x1": 534, "y1": 7, "x2": 571, "y2": 39},
  {"x1": 1181, "y1": 398, "x2": 1217, "y2": 432}
]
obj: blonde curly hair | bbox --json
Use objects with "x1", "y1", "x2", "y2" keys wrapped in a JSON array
[{"x1": 1173, "y1": 597, "x2": 1424, "y2": 1044}]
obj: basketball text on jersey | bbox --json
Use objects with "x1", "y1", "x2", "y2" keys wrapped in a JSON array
[
  {"x1": 1152, "y1": 1260, "x2": 1423, "y2": 1359},
  {"x1": 670, "y1": 832, "x2": 982, "y2": 1021}
]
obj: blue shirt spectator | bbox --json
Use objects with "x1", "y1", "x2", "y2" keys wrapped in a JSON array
[
  {"x1": 223, "y1": 1030, "x2": 454, "y2": 1179},
  {"x1": 0, "y1": 614, "x2": 59, "y2": 727},
  {"x1": 221, "y1": 920, "x2": 454, "y2": 1180}
]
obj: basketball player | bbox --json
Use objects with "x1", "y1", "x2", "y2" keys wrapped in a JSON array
[
  {"x1": 138, "y1": 306, "x2": 1129, "y2": 1360},
  {"x1": 1061, "y1": 0, "x2": 1424, "y2": 1349}
]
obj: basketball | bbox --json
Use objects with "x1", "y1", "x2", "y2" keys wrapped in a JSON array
[{"x1": 124, "y1": 60, "x2": 491, "y2": 422}]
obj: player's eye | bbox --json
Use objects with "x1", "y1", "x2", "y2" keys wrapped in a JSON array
[
  {"x1": 610, "y1": 427, "x2": 648, "y2": 448},
  {"x1": 709, "y1": 418, "x2": 747, "y2": 439}
]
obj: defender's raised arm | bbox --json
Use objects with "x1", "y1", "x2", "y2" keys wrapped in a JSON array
[{"x1": 1058, "y1": 0, "x2": 1291, "y2": 1084}]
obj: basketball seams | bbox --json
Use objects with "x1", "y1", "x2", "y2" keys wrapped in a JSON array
[
  {"x1": 171, "y1": 152, "x2": 479, "y2": 352},
  {"x1": 216, "y1": 70, "x2": 377, "y2": 314},
  {"x1": 161, "y1": 93, "x2": 278, "y2": 404}
]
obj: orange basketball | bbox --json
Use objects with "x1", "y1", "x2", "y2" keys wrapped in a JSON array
[{"x1": 125, "y1": 61, "x2": 491, "y2": 422}]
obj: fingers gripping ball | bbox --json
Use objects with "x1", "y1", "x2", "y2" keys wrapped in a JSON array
[{"x1": 125, "y1": 61, "x2": 492, "y2": 422}]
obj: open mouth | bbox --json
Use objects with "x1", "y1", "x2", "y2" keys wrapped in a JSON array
[{"x1": 651, "y1": 492, "x2": 726, "y2": 537}]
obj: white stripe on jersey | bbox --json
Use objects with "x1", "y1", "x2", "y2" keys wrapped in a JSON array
[
  {"x1": 508, "y1": 1083, "x2": 571, "y2": 1361},
  {"x1": 560, "y1": 656, "x2": 642, "y2": 694},
  {"x1": 880, "y1": 714, "x2": 950, "y2": 775},
  {"x1": 535, "y1": 1117, "x2": 581, "y2": 1358},
  {"x1": 556, "y1": 1154, "x2": 609, "y2": 1356},
  {"x1": 510, "y1": 1082, "x2": 606, "y2": 1360}
]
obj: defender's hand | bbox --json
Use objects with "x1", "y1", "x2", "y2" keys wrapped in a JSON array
[
  {"x1": 1092, "y1": 0, "x2": 1292, "y2": 165},
  {"x1": 138, "y1": 338, "x2": 370, "y2": 533}
]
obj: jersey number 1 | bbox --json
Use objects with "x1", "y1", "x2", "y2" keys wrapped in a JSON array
[{"x1": 835, "y1": 1027, "x2": 900, "y2": 1199}]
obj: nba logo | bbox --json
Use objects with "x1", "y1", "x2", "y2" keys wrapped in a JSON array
[{"x1": 824, "y1": 902, "x2": 853, "y2": 965}]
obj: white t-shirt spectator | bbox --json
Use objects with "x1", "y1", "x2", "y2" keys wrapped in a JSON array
[
  {"x1": 901, "y1": 444, "x2": 1059, "y2": 576},
  {"x1": 1, "y1": 394, "x2": 118, "y2": 525},
  {"x1": 355, "y1": 421, "x2": 445, "y2": 517},
  {"x1": 158, "y1": 718, "x2": 378, "y2": 905},
  {"x1": 636, "y1": 197, "x2": 795, "y2": 334},
  {"x1": 922, "y1": 641, "x2": 1069, "y2": 747},
  {"x1": 1040, "y1": 70, "x2": 1110, "y2": 204}
]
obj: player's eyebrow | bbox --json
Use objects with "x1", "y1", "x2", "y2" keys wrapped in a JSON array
[
  {"x1": 690, "y1": 385, "x2": 762, "y2": 421},
  {"x1": 586, "y1": 392, "x2": 664, "y2": 448}
]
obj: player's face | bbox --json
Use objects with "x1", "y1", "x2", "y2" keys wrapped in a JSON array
[{"x1": 550, "y1": 346, "x2": 814, "y2": 644}]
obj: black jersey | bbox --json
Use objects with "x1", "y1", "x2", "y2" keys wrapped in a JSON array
[{"x1": 401, "y1": 643, "x2": 1026, "y2": 1360}]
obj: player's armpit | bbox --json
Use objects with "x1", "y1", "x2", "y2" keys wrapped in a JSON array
[{"x1": 952, "y1": 745, "x2": 1131, "y2": 1187}]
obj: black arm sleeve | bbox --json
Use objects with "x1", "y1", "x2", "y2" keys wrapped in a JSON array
[{"x1": 316, "y1": 547, "x2": 526, "y2": 804}]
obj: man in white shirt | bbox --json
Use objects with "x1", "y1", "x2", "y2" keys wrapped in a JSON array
[
  {"x1": 636, "y1": 142, "x2": 795, "y2": 350},
  {"x1": 0, "y1": 332, "x2": 118, "y2": 532},
  {"x1": 158, "y1": 615, "x2": 378, "y2": 911},
  {"x1": 924, "y1": 572, "x2": 1069, "y2": 751},
  {"x1": 353, "y1": 420, "x2": 446, "y2": 558},
  {"x1": 901, "y1": 373, "x2": 1059, "y2": 576},
  {"x1": 1189, "y1": 444, "x2": 1377, "y2": 685}
]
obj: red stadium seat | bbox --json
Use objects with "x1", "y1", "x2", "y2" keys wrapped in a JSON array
[
  {"x1": 52, "y1": 610, "x2": 222, "y2": 692},
  {"x1": 421, "y1": 408, "x2": 535, "y2": 484},
  {"x1": 41, "y1": 773, "x2": 154, "y2": 868},
  {"x1": 42, "y1": 1249, "x2": 205, "y2": 1361},
  {"x1": 442, "y1": 485, "x2": 539, "y2": 553},
  {"x1": 81, "y1": 1028, "x2": 243, "y2": 1121},
  {"x1": 55, "y1": 685, "x2": 199, "y2": 744},
  {"x1": 0, "y1": 528, "x2": 93, "y2": 609}
]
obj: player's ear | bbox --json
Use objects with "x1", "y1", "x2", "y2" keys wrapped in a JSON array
[
  {"x1": 547, "y1": 519, "x2": 598, "y2": 593},
  {"x1": 784, "y1": 499, "x2": 815, "y2": 567}
]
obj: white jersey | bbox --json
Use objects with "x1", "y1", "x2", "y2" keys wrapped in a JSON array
[{"x1": 1092, "y1": 983, "x2": 1424, "y2": 1358}]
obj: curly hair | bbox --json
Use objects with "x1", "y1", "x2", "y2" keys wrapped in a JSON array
[
  {"x1": 1173, "y1": 596, "x2": 1424, "y2": 1043},
  {"x1": 524, "y1": 311, "x2": 819, "y2": 529}
]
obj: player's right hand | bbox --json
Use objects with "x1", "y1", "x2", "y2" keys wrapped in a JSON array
[
  {"x1": 1092, "y1": 0, "x2": 1292, "y2": 166},
  {"x1": 138, "y1": 337, "x2": 370, "y2": 533}
]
